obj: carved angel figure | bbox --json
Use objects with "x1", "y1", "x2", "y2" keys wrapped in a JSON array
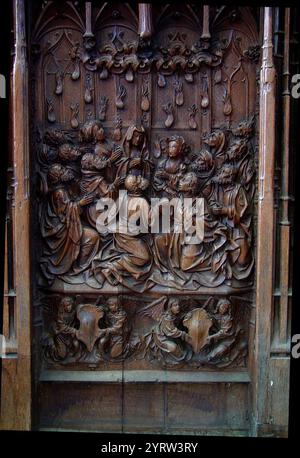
[
  {"x1": 97, "y1": 297, "x2": 131, "y2": 360},
  {"x1": 43, "y1": 296, "x2": 80, "y2": 362},
  {"x1": 139, "y1": 297, "x2": 192, "y2": 365}
]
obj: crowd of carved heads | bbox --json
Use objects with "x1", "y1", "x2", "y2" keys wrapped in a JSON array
[{"x1": 36, "y1": 116, "x2": 255, "y2": 292}]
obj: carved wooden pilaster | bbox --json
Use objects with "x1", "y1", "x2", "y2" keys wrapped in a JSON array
[
  {"x1": 252, "y1": 7, "x2": 287, "y2": 436},
  {"x1": 277, "y1": 8, "x2": 291, "y2": 348},
  {"x1": 0, "y1": 0, "x2": 31, "y2": 430}
]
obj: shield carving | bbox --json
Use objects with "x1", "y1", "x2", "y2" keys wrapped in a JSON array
[
  {"x1": 183, "y1": 308, "x2": 213, "y2": 353},
  {"x1": 76, "y1": 304, "x2": 104, "y2": 352}
]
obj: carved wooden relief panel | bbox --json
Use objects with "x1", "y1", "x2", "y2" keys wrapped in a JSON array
[{"x1": 29, "y1": 3, "x2": 259, "y2": 374}]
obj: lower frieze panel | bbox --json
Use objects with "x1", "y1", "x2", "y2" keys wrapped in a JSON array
[{"x1": 40, "y1": 291, "x2": 252, "y2": 371}]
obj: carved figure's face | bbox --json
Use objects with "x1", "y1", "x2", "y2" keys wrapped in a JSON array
[
  {"x1": 204, "y1": 132, "x2": 219, "y2": 147},
  {"x1": 218, "y1": 302, "x2": 230, "y2": 315},
  {"x1": 95, "y1": 126, "x2": 105, "y2": 142},
  {"x1": 81, "y1": 153, "x2": 95, "y2": 170},
  {"x1": 62, "y1": 297, "x2": 73, "y2": 313},
  {"x1": 227, "y1": 140, "x2": 247, "y2": 160},
  {"x1": 215, "y1": 165, "x2": 234, "y2": 184},
  {"x1": 61, "y1": 167, "x2": 75, "y2": 182},
  {"x1": 168, "y1": 140, "x2": 182, "y2": 157},
  {"x1": 125, "y1": 174, "x2": 149, "y2": 193},
  {"x1": 170, "y1": 301, "x2": 180, "y2": 315},
  {"x1": 132, "y1": 130, "x2": 144, "y2": 147},
  {"x1": 178, "y1": 172, "x2": 198, "y2": 194},
  {"x1": 107, "y1": 300, "x2": 118, "y2": 313},
  {"x1": 49, "y1": 164, "x2": 74, "y2": 183},
  {"x1": 192, "y1": 150, "x2": 213, "y2": 172},
  {"x1": 203, "y1": 131, "x2": 225, "y2": 150},
  {"x1": 58, "y1": 144, "x2": 81, "y2": 161}
]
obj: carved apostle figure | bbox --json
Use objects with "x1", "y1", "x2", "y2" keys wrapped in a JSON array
[
  {"x1": 203, "y1": 130, "x2": 227, "y2": 169},
  {"x1": 177, "y1": 172, "x2": 230, "y2": 280},
  {"x1": 97, "y1": 297, "x2": 131, "y2": 359},
  {"x1": 92, "y1": 174, "x2": 152, "y2": 290},
  {"x1": 79, "y1": 150, "x2": 124, "y2": 229},
  {"x1": 40, "y1": 163, "x2": 100, "y2": 283},
  {"x1": 207, "y1": 163, "x2": 253, "y2": 280},
  {"x1": 226, "y1": 138, "x2": 255, "y2": 190},
  {"x1": 79, "y1": 120, "x2": 122, "y2": 163},
  {"x1": 43, "y1": 296, "x2": 80, "y2": 362}
]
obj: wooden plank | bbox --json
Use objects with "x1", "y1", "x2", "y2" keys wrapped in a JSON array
[
  {"x1": 38, "y1": 383, "x2": 123, "y2": 432},
  {"x1": 40, "y1": 370, "x2": 251, "y2": 384},
  {"x1": 166, "y1": 383, "x2": 249, "y2": 434}
]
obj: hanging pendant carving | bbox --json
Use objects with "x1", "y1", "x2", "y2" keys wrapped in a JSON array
[
  {"x1": 188, "y1": 104, "x2": 198, "y2": 129},
  {"x1": 115, "y1": 85, "x2": 127, "y2": 109},
  {"x1": 98, "y1": 95, "x2": 108, "y2": 121},
  {"x1": 70, "y1": 103, "x2": 79, "y2": 128},
  {"x1": 162, "y1": 102, "x2": 174, "y2": 128},
  {"x1": 54, "y1": 71, "x2": 63, "y2": 96},
  {"x1": 46, "y1": 98, "x2": 56, "y2": 123}
]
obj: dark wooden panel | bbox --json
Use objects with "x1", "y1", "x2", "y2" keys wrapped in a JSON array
[
  {"x1": 38, "y1": 383, "x2": 123, "y2": 432},
  {"x1": 166, "y1": 383, "x2": 249, "y2": 434}
]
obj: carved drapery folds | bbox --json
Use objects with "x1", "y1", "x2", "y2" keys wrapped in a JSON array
[{"x1": 30, "y1": 3, "x2": 259, "y2": 370}]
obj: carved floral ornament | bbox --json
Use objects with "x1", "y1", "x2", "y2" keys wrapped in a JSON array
[
  {"x1": 79, "y1": 32, "x2": 225, "y2": 79},
  {"x1": 31, "y1": 4, "x2": 260, "y2": 80}
]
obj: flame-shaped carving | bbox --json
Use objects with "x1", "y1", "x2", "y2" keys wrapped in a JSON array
[
  {"x1": 223, "y1": 89, "x2": 232, "y2": 116},
  {"x1": 116, "y1": 85, "x2": 127, "y2": 109},
  {"x1": 174, "y1": 78, "x2": 184, "y2": 106},
  {"x1": 98, "y1": 96, "x2": 108, "y2": 121},
  {"x1": 141, "y1": 81, "x2": 150, "y2": 112},
  {"x1": 158, "y1": 73, "x2": 166, "y2": 88},
  {"x1": 54, "y1": 71, "x2": 63, "y2": 96},
  {"x1": 46, "y1": 98, "x2": 56, "y2": 123},
  {"x1": 188, "y1": 104, "x2": 198, "y2": 130},
  {"x1": 113, "y1": 114, "x2": 122, "y2": 141},
  {"x1": 162, "y1": 102, "x2": 174, "y2": 128},
  {"x1": 70, "y1": 103, "x2": 79, "y2": 129}
]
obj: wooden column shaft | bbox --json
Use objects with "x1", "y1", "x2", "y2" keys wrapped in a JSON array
[
  {"x1": 1, "y1": 0, "x2": 32, "y2": 430},
  {"x1": 253, "y1": 6, "x2": 276, "y2": 432}
]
